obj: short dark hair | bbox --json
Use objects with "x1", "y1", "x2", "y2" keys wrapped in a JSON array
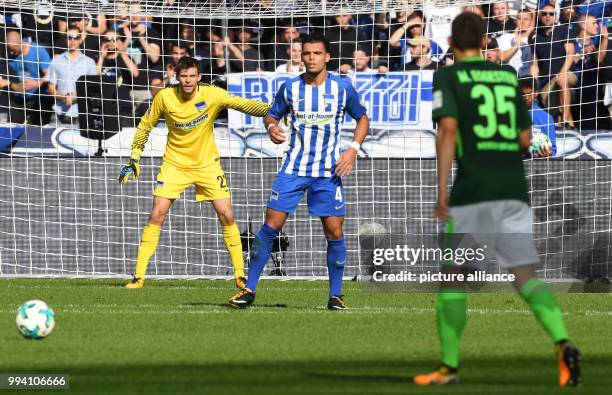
[
  {"x1": 541, "y1": 2, "x2": 555, "y2": 10},
  {"x1": 406, "y1": 11, "x2": 424, "y2": 24},
  {"x1": 485, "y1": 37, "x2": 499, "y2": 50},
  {"x1": 560, "y1": 0, "x2": 574, "y2": 8},
  {"x1": 451, "y1": 12, "x2": 485, "y2": 51},
  {"x1": 301, "y1": 33, "x2": 331, "y2": 53},
  {"x1": 175, "y1": 56, "x2": 201, "y2": 74},
  {"x1": 518, "y1": 77, "x2": 537, "y2": 91},
  {"x1": 354, "y1": 46, "x2": 371, "y2": 57},
  {"x1": 169, "y1": 41, "x2": 188, "y2": 52},
  {"x1": 281, "y1": 21, "x2": 297, "y2": 29}
]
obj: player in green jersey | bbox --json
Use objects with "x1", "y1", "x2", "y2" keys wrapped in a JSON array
[{"x1": 413, "y1": 12, "x2": 581, "y2": 387}]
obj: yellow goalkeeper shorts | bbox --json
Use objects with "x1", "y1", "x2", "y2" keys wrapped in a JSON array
[{"x1": 154, "y1": 161, "x2": 231, "y2": 202}]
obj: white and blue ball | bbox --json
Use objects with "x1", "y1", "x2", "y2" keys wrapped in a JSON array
[
  {"x1": 16, "y1": 300, "x2": 55, "y2": 339},
  {"x1": 529, "y1": 131, "x2": 552, "y2": 156}
]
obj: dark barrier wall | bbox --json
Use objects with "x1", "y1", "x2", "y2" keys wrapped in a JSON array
[{"x1": 0, "y1": 158, "x2": 610, "y2": 279}]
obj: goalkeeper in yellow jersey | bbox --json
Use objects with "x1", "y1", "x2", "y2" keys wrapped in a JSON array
[{"x1": 119, "y1": 56, "x2": 269, "y2": 289}]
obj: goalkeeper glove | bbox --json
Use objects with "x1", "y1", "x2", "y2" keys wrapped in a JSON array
[{"x1": 118, "y1": 158, "x2": 140, "y2": 184}]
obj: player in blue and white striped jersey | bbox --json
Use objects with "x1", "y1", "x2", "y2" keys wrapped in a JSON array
[
  {"x1": 273, "y1": 67, "x2": 366, "y2": 177},
  {"x1": 230, "y1": 33, "x2": 370, "y2": 310}
]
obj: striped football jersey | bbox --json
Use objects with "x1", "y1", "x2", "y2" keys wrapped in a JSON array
[{"x1": 268, "y1": 73, "x2": 366, "y2": 177}]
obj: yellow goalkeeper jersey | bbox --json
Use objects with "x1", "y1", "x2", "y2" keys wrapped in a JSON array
[{"x1": 131, "y1": 83, "x2": 269, "y2": 170}]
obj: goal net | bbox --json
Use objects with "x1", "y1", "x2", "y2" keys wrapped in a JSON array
[{"x1": 0, "y1": 0, "x2": 610, "y2": 280}]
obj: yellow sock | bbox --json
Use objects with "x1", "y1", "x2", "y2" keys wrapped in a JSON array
[
  {"x1": 223, "y1": 223, "x2": 244, "y2": 279},
  {"x1": 135, "y1": 222, "x2": 161, "y2": 279}
]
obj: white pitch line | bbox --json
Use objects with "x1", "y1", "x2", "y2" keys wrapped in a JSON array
[
  {"x1": 1, "y1": 306, "x2": 610, "y2": 316},
  {"x1": 0, "y1": 284, "x2": 331, "y2": 292}
]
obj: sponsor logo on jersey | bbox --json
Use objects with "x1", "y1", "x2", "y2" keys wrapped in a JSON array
[
  {"x1": 294, "y1": 111, "x2": 335, "y2": 125},
  {"x1": 174, "y1": 113, "x2": 209, "y2": 130}
]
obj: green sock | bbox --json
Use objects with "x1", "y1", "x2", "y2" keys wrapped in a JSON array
[
  {"x1": 437, "y1": 290, "x2": 467, "y2": 369},
  {"x1": 519, "y1": 278, "x2": 568, "y2": 343}
]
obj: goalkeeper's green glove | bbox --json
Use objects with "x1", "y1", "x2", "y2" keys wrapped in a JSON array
[{"x1": 118, "y1": 155, "x2": 141, "y2": 184}]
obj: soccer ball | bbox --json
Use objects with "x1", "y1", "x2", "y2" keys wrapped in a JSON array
[
  {"x1": 359, "y1": 222, "x2": 389, "y2": 236},
  {"x1": 16, "y1": 300, "x2": 55, "y2": 339},
  {"x1": 359, "y1": 222, "x2": 389, "y2": 250},
  {"x1": 529, "y1": 132, "x2": 552, "y2": 156}
]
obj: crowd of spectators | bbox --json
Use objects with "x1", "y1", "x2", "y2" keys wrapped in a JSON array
[{"x1": 0, "y1": 0, "x2": 610, "y2": 130}]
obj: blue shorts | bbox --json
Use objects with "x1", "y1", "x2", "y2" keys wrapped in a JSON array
[{"x1": 267, "y1": 173, "x2": 346, "y2": 217}]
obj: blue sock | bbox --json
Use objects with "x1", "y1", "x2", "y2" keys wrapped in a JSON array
[
  {"x1": 246, "y1": 224, "x2": 279, "y2": 292},
  {"x1": 327, "y1": 238, "x2": 346, "y2": 297}
]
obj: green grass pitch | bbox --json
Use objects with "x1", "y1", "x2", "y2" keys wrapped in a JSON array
[{"x1": 1, "y1": 279, "x2": 611, "y2": 394}]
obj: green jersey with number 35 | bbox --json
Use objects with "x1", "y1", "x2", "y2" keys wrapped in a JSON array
[{"x1": 432, "y1": 57, "x2": 532, "y2": 207}]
